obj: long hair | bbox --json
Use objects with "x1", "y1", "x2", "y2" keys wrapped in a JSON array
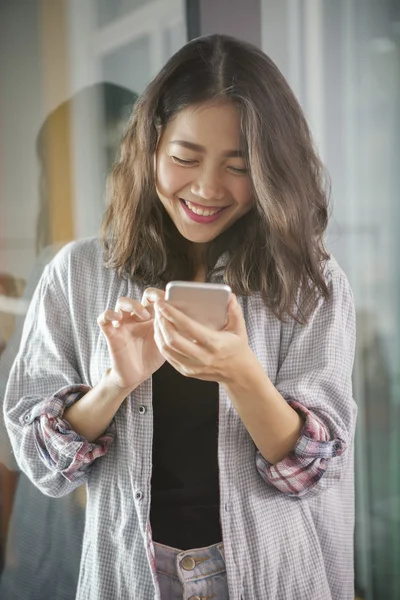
[{"x1": 102, "y1": 34, "x2": 330, "y2": 323}]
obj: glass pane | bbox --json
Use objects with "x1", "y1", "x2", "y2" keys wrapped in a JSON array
[
  {"x1": 261, "y1": 1, "x2": 400, "y2": 598},
  {"x1": 163, "y1": 19, "x2": 187, "y2": 58},
  {"x1": 101, "y1": 35, "x2": 151, "y2": 95},
  {"x1": 0, "y1": 0, "x2": 187, "y2": 596},
  {"x1": 96, "y1": 0, "x2": 151, "y2": 28}
]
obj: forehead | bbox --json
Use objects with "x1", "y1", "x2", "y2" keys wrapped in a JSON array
[{"x1": 162, "y1": 101, "x2": 242, "y2": 146}]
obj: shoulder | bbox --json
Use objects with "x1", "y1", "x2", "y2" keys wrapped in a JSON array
[
  {"x1": 323, "y1": 254, "x2": 349, "y2": 281},
  {"x1": 46, "y1": 238, "x2": 105, "y2": 280},
  {"x1": 322, "y1": 255, "x2": 354, "y2": 302},
  {"x1": 50, "y1": 237, "x2": 104, "y2": 268},
  {"x1": 42, "y1": 238, "x2": 114, "y2": 300},
  {"x1": 288, "y1": 255, "x2": 354, "y2": 329}
]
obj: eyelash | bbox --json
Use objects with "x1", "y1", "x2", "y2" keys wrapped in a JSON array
[
  {"x1": 170, "y1": 156, "x2": 248, "y2": 174},
  {"x1": 171, "y1": 156, "x2": 195, "y2": 166}
]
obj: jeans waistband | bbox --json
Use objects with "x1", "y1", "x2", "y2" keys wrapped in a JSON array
[{"x1": 153, "y1": 540, "x2": 226, "y2": 582}]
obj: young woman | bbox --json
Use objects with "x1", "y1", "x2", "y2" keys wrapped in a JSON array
[{"x1": 4, "y1": 35, "x2": 356, "y2": 600}]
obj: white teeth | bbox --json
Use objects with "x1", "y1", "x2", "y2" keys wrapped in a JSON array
[{"x1": 184, "y1": 200, "x2": 222, "y2": 217}]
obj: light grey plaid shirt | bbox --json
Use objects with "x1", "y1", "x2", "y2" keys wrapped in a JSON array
[{"x1": 4, "y1": 238, "x2": 357, "y2": 600}]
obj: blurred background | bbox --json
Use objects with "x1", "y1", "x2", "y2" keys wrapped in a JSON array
[{"x1": 0, "y1": 1, "x2": 399, "y2": 599}]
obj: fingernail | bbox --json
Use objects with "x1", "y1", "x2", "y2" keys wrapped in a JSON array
[
  {"x1": 146, "y1": 292, "x2": 158, "y2": 301},
  {"x1": 119, "y1": 301, "x2": 132, "y2": 312}
]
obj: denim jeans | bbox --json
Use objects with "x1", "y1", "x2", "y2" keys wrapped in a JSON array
[{"x1": 153, "y1": 540, "x2": 229, "y2": 600}]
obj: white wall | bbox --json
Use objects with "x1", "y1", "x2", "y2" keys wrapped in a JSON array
[
  {"x1": 199, "y1": 0, "x2": 261, "y2": 46},
  {"x1": 0, "y1": 0, "x2": 44, "y2": 279}
]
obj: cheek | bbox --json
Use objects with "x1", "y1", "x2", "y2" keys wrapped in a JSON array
[
  {"x1": 156, "y1": 158, "x2": 188, "y2": 196},
  {"x1": 235, "y1": 180, "x2": 254, "y2": 209}
]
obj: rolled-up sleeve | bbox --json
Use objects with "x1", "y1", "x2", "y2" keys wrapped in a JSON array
[
  {"x1": 256, "y1": 264, "x2": 357, "y2": 498},
  {"x1": 4, "y1": 258, "x2": 114, "y2": 498},
  {"x1": 20, "y1": 384, "x2": 115, "y2": 483}
]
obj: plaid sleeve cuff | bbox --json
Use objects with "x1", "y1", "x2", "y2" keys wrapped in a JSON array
[
  {"x1": 256, "y1": 399, "x2": 345, "y2": 497},
  {"x1": 20, "y1": 384, "x2": 115, "y2": 482}
]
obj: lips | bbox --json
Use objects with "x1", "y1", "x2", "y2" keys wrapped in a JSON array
[
  {"x1": 180, "y1": 198, "x2": 228, "y2": 211},
  {"x1": 179, "y1": 198, "x2": 228, "y2": 223}
]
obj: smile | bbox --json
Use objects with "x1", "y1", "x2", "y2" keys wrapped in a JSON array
[
  {"x1": 179, "y1": 198, "x2": 229, "y2": 224},
  {"x1": 182, "y1": 199, "x2": 224, "y2": 216}
]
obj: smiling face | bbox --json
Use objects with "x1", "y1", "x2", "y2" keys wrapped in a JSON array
[{"x1": 155, "y1": 101, "x2": 254, "y2": 248}]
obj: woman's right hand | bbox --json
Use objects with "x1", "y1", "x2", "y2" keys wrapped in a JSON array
[{"x1": 97, "y1": 288, "x2": 166, "y2": 392}]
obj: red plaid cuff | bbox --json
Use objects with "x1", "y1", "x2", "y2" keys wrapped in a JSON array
[
  {"x1": 256, "y1": 400, "x2": 345, "y2": 496},
  {"x1": 21, "y1": 384, "x2": 115, "y2": 482}
]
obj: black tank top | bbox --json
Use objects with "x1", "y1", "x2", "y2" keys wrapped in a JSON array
[{"x1": 150, "y1": 361, "x2": 222, "y2": 550}]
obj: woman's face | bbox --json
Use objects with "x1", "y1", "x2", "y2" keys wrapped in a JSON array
[{"x1": 155, "y1": 101, "x2": 253, "y2": 246}]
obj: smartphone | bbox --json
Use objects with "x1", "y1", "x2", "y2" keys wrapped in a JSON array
[{"x1": 165, "y1": 281, "x2": 232, "y2": 330}]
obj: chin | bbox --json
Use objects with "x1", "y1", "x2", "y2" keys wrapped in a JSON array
[
  {"x1": 184, "y1": 235, "x2": 219, "y2": 244},
  {"x1": 179, "y1": 224, "x2": 231, "y2": 245}
]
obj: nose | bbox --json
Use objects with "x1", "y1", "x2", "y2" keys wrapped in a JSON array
[{"x1": 190, "y1": 168, "x2": 225, "y2": 202}]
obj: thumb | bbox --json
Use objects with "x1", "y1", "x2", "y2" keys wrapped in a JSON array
[{"x1": 225, "y1": 294, "x2": 247, "y2": 336}]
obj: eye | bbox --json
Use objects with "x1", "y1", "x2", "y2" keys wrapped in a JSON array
[
  {"x1": 228, "y1": 166, "x2": 248, "y2": 175},
  {"x1": 170, "y1": 156, "x2": 197, "y2": 166}
]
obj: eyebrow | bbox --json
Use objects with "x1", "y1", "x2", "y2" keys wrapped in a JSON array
[{"x1": 169, "y1": 139, "x2": 244, "y2": 158}]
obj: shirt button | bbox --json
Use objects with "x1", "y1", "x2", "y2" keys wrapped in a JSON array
[
  {"x1": 138, "y1": 405, "x2": 146, "y2": 415},
  {"x1": 135, "y1": 491, "x2": 143, "y2": 501},
  {"x1": 24, "y1": 414, "x2": 31, "y2": 422},
  {"x1": 181, "y1": 556, "x2": 196, "y2": 571}
]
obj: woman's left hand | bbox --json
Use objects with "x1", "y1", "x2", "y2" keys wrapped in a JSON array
[{"x1": 153, "y1": 293, "x2": 251, "y2": 383}]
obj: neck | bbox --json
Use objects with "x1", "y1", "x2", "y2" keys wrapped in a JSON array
[
  {"x1": 192, "y1": 242, "x2": 208, "y2": 282},
  {"x1": 193, "y1": 266, "x2": 206, "y2": 282}
]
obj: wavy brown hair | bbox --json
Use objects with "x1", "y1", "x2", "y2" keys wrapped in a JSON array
[{"x1": 102, "y1": 34, "x2": 331, "y2": 323}]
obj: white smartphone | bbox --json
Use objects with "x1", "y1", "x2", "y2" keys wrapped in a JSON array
[{"x1": 165, "y1": 281, "x2": 232, "y2": 330}]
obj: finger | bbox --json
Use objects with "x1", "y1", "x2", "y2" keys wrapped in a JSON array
[
  {"x1": 155, "y1": 300, "x2": 217, "y2": 348},
  {"x1": 142, "y1": 288, "x2": 165, "y2": 304},
  {"x1": 224, "y1": 294, "x2": 247, "y2": 335},
  {"x1": 115, "y1": 297, "x2": 151, "y2": 321},
  {"x1": 153, "y1": 314, "x2": 169, "y2": 357},
  {"x1": 97, "y1": 309, "x2": 123, "y2": 329},
  {"x1": 153, "y1": 317, "x2": 198, "y2": 376},
  {"x1": 161, "y1": 353, "x2": 196, "y2": 379},
  {"x1": 154, "y1": 311, "x2": 198, "y2": 358},
  {"x1": 141, "y1": 288, "x2": 165, "y2": 317}
]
